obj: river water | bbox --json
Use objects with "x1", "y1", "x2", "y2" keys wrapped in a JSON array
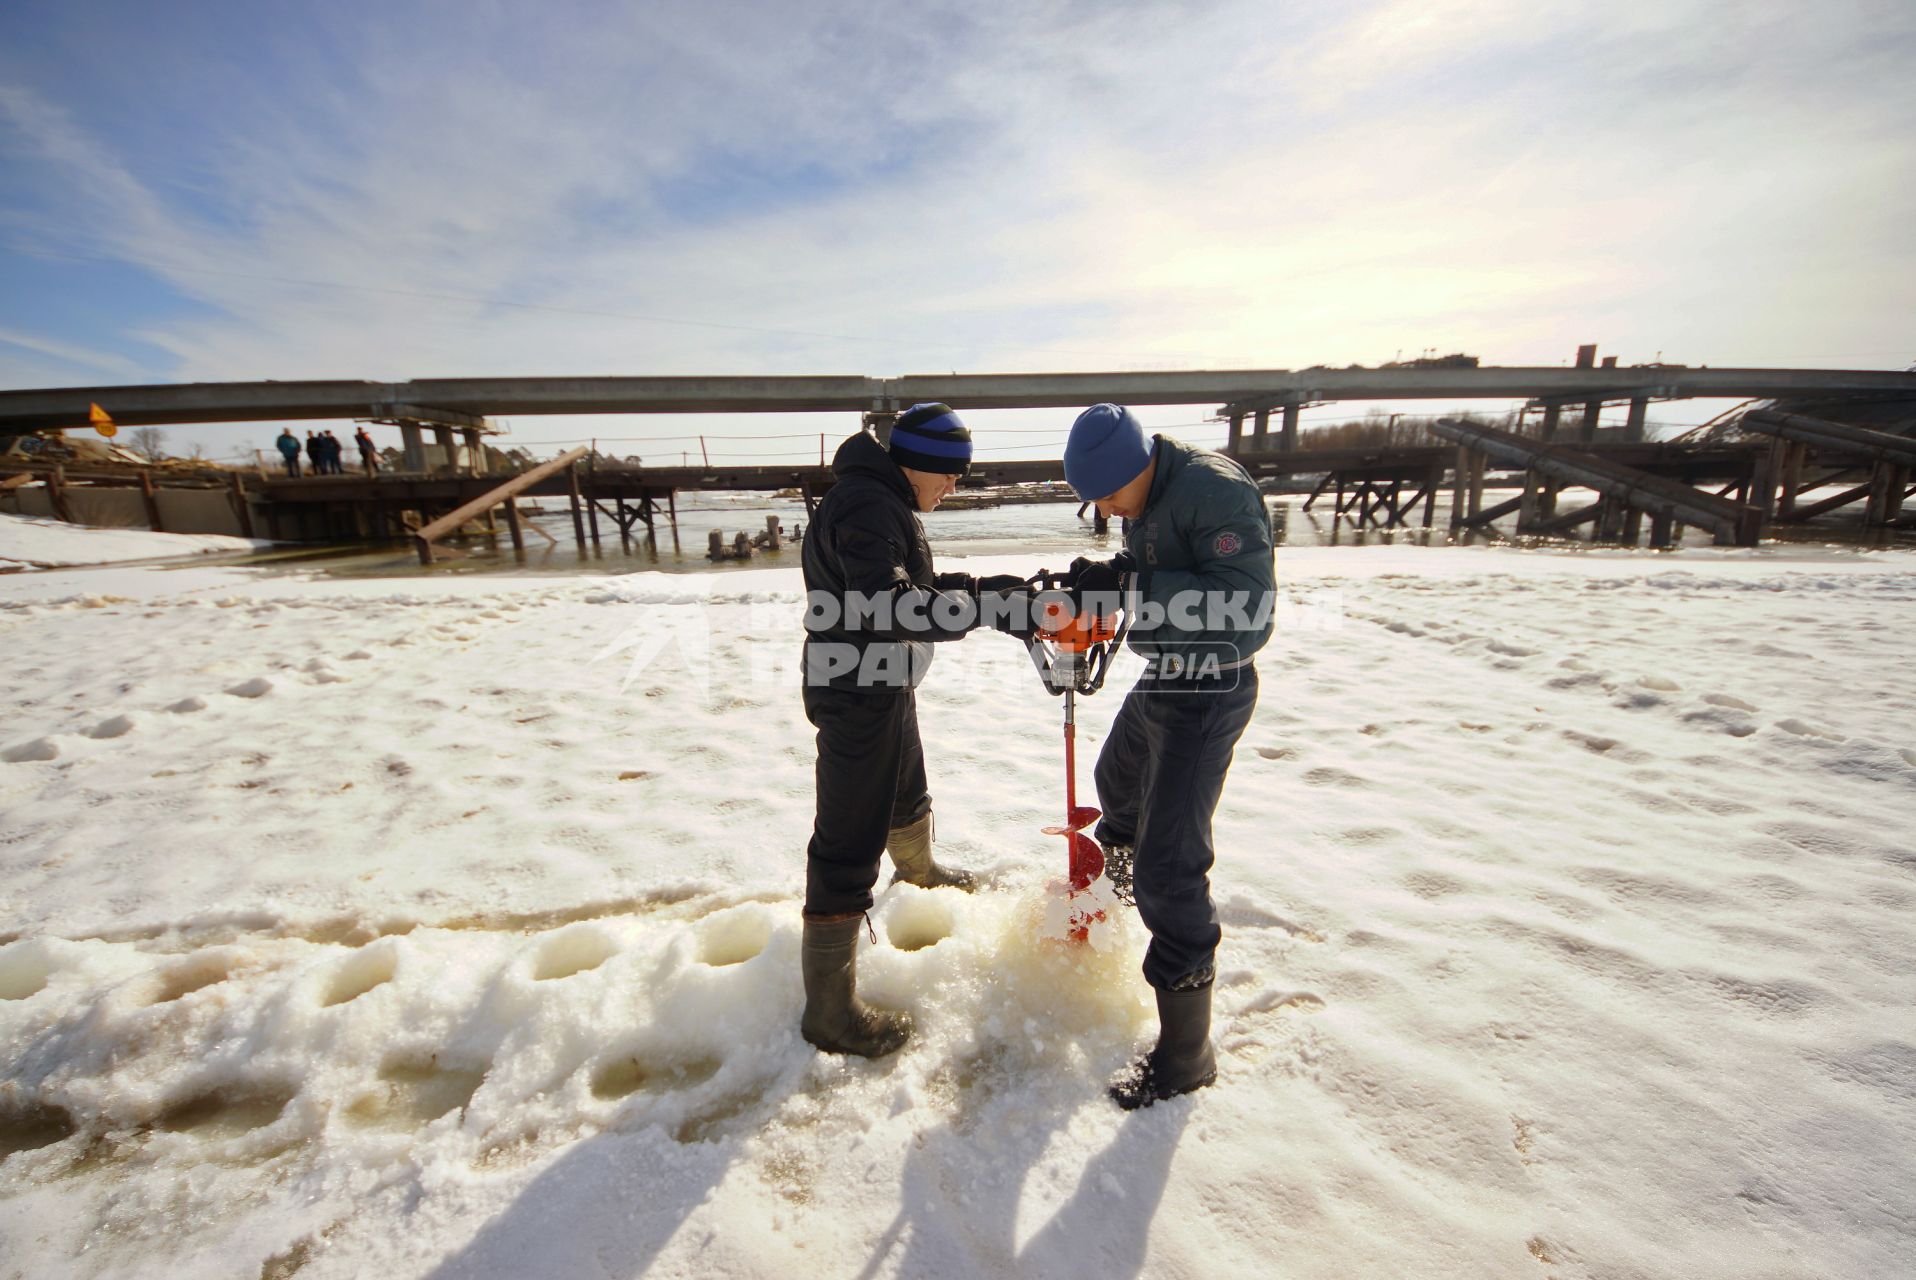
[{"x1": 222, "y1": 487, "x2": 1909, "y2": 581}]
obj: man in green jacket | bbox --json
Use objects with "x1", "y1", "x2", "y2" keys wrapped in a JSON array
[{"x1": 1063, "y1": 403, "x2": 1275, "y2": 1109}]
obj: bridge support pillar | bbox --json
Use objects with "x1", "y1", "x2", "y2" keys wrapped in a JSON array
[
  {"x1": 1539, "y1": 405, "x2": 1561, "y2": 442},
  {"x1": 400, "y1": 423, "x2": 425, "y2": 473},
  {"x1": 1280, "y1": 403, "x2": 1300, "y2": 452},
  {"x1": 1624, "y1": 397, "x2": 1648, "y2": 443},
  {"x1": 1577, "y1": 399, "x2": 1603, "y2": 444}
]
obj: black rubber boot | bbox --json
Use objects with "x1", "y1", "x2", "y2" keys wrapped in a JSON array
[
  {"x1": 887, "y1": 812, "x2": 977, "y2": 892},
  {"x1": 1111, "y1": 980, "x2": 1217, "y2": 1110},
  {"x1": 800, "y1": 912, "x2": 912, "y2": 1058}
]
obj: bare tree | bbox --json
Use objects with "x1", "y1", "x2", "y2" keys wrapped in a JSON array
[{"x1": 129, "y1": 426, "x2": 169, "y2": 462}]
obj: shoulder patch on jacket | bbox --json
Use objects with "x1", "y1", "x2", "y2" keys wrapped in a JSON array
[{"x1": 1213, "y1": 530, "x2": 1242, "y2": 556}]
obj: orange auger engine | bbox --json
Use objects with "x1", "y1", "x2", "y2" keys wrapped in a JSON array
[{"x1": 1023, "y1": 568, "x2": 1132, "y2": 941}]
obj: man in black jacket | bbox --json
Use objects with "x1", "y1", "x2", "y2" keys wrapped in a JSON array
[{"x1": 799, "y1": 403, "x2": 1028, "y2": 1057}]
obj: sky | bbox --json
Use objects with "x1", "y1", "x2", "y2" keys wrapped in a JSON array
[{"x1": 1, "y1": 0, "x2": 1913, "y2": 464}]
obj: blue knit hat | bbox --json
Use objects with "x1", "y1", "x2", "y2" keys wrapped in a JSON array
[
  {"x1": 1064, "y1": 403, "x2": 1152, "y2": 501},
  {"x1": 888, "y1": 402, "x2": 973, "y2": 476}
]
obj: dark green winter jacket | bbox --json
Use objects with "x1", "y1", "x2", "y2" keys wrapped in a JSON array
[{"x1": 1122, "y1": 436, "x2": 1275, "y2": 675}]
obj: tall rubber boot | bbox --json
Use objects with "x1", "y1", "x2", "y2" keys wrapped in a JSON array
[
  {"x1": 1111, "y1": 979, "x2": 1217, "y2": 1110},
  {"x1": 886, "y1": 811, "x2": 977, "y2": 892},
  {"x1": 800, "y1": 912, "x2": 912, "y2": 1058}
]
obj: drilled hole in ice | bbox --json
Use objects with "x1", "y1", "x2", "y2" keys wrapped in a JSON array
[
  {"x1": 532, "y1": 927, "x2": 618, "y2": 981},
  {"x1": 155, "y1": 1086, "x2": 295, "y2": 1138},
  {"x1": 345, "y1": 1061, "x2": 486, "y2": 1127},
  {"x1": 885, "y1": 896, "x2": 955, "y2": 952},
  {"x1": 321, "y1": 946, "x2": 397, "y2": 1007},
  {"x1": 0, "y1": 945, "x2": 51, "y2": 1001},
  {"x1": 150, "y1": 954, "x2": 234, "y2": 1004},
  {"x1": 0, "y1": 1102, "x2": 77, "y2": 1159},
  {"x1": 695, "y1": 907, "x2": 772, "y2": 967},
  {"x1": 590, "y1": 1055, "x2": 720, "y2": 1101},
  {"x1": 590, "y1": 1057, "x2": 648, "y2": 1100}
]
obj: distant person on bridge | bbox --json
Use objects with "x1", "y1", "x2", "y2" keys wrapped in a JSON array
[
  {"x1": 1062, "y1": 403, "x2": 1275, "y2": 1110},
  {"x1": 797, "y1": 402, "x2": 1032, "y2": 1058},
  {"x1": 355, "y1": 427, "x2": 379, "y2": 475},
  {"x1": 304, "y1": 431, "x2": 323, "y2": 476},
  {"x1": 275, "y1": 428, "x2": 301, "y2": 477}
]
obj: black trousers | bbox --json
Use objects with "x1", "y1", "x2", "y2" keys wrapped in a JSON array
[
  {"x1": 1093, "y1": 666, "x2": 1259, "y2": 990},
  {"x1": 804, "y1": 684, "x2": 932, "y2": 916}
]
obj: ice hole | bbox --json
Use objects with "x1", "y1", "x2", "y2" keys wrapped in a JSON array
[
  {"x1": 150, "y1": 953, "x2": 235, "y2": 1004},
  {"x1": 346, "y1": 1061, "x2": 486, "y2": 1127},
  {"x1": 0, "y1": 1102, "x2": 76, "y2": 1159},
  {"x1": 590, "y1": 1055, "x2": 720, "y2": 1101},
  {"x1": 695, "y1": 907, "x2": 773, "y2": 967},
  {"x1": 532, "y1": 927, "x2": 618, "y2": 981},
  {"x1": 156, "y1": 1086, "x2": 295, "y2": 1138},
  {"x1": 886, "y1": 895, "x2": 955, "y2": 952},
  {"x1": 321, "y1": 946, "x2": 397, "y2": 1007},
  {"x1": 0, "y1": 944, "x2": 51, "y2": 1001},
  {"x1": 590, "y1": 1057, "x2": 649, "y2": 1100}
]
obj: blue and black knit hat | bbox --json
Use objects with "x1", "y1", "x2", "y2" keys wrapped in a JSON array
[{"x1": 887, "y1": 402, "x2": 973, "y2": 476}]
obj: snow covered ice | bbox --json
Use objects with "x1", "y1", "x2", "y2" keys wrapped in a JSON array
[{"x1": 2, "y1": 541, "x2": 1914, "y2": 1277}]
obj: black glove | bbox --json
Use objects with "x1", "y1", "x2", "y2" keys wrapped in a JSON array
[
  {"x1": 986, "y1": 587, "x2": 1040, "y2": 641},
  {"x1": 1067, "y1": 551, "x2": 1136, "y2": 587},
  {"x1": 975, "y1": 573, "x2": 1028, "y2": 595},
  {"x1": 1068, "y1": 553, "x2": 1133, "y2": 598}
]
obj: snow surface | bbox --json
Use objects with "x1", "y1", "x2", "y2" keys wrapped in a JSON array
[
  {"x1": 1, "y1": 545, "x2": 1914, "y2": 1278},
  {"x1": 0, "y1": 511, "x2": 267, "y2": 570}
]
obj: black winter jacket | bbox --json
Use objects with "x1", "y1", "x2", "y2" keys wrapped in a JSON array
[{"x1": 801, "y1": 431, "x2": 981, "y2": 691}]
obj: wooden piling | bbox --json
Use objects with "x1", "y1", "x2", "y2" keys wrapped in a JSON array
[
  {"x1": 504, "y1": 497, "x2": 525, "y2": 553},
  {"x1": 567, "y1": 465, "x2": 588, "y2": 550},
  {"x1": 230, "y1": 474, "x2": 255, "y2": 538},
  {"x1": 139, "y1": 470, "x2": 164, "y2": 532}
]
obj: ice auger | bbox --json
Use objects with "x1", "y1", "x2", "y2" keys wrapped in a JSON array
[{"x1": 1023, "y1": 567, "x2": 1132, "y2": 940}]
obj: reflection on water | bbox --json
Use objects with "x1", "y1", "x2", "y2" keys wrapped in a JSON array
[{"x1": 187, "y1": 490, "x2": 1916, "y2": 582}]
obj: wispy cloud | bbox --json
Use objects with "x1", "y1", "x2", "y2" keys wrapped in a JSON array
[
  {"x1": 0, "y1": 323, "x2": 144, "y2": 378},
  {"x1": 1, "y1": 0, "x2": 1912, "y2": 461}
]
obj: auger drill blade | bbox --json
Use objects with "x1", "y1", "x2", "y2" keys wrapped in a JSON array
[{"x1": 1040, "y1": 805, "x2": 1101, "y2": 836}]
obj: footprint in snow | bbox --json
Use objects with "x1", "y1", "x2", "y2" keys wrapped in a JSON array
[
  {"x1": 225, "y1": 677, "x2": 273, "y2": 699},
  {"x1": 167, "y1": 696, "x2": 207, "y2": 713},
  {"x1": 1774, "y1": 718, "x2": 1844, "y2": 741},
  {"x1": 1702, "y1": 693, "x2": 1758, "y2": 712},
  {"x1": 1235, "y1": 989, "x2": 1326, "y2": 1016},
  {"x1": 1217, "y1": 896, "x2": 1325, "y2": 940},
  {"x1": 2, "y1": 737, "x2": 59, "y2": 763},
  {"x1": 88, "y1": 714, "x2": 135, "y2": 739}
]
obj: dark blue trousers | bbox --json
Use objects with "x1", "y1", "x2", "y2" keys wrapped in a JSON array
[{"x1": 1093, "y1": 666, "x2": 1258, "y2": 990}]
